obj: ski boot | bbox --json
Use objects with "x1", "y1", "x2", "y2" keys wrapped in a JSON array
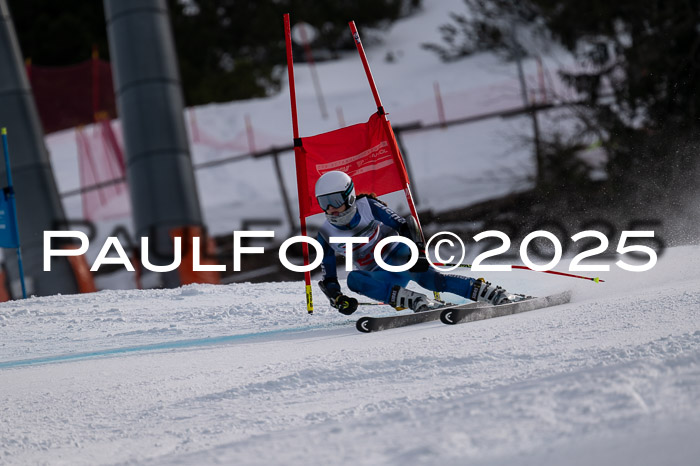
[
  {"x1": 389, "y1": 286, "x2": 442, "y2": 313},
  {"x1": 470, "y1": 278, "x2": 515, "y2": 305}
]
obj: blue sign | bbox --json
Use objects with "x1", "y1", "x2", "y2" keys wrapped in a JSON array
[{"x1": 0, "y1": 189, "x2": 19, "y2": 248}]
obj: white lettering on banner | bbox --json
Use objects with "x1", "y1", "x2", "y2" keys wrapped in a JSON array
[
  {"x1": 315, "y1": 141, "x2": 391, "y2": 176},
  {"x1": 349, "y1": 159, "x2": 395, "y2": 177}
]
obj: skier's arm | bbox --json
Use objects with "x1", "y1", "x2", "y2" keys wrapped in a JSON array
[
  {"x1": 368, "y1": 198, "x2": 406, "y2": 231},
  {"x1": 368, "y1": 198, "x2": 423, "y2": 247},
  {"x1": 317, "y1": 233, "x2": 358, "y2": 315},
  {"x1": 316, "y1": 233, "x2": 340, "y2": 284},
  {"x1": 369, "y1": 198, "x2": 429, "y2": 272}
]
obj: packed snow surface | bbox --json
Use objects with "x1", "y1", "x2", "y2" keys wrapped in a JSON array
[
  {"x1": 1, "y1": 245, "x2": 700, "y2": 465},
  {"x1": 5, "y1": 0, "x2": 698, "y2": 464}
]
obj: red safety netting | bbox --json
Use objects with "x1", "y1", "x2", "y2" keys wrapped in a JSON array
[
  {"x1": 186, "y1": 109, "x2": 288, "y2": 154},
  {"x1": 27, "y1": 58, "x2": 117, "y2": 134},
  {"x1": 76, "y1": 119, "x2": 130, "y2": 221}
]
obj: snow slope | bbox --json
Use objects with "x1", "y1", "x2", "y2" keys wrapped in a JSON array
[{"x1": 1, "y1": 245, "x2": 700, "y2": 465}]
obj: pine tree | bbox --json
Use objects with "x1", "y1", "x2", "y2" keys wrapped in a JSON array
[{"x1": 425, "y1": 0, "x2": 700, "y2": 199}]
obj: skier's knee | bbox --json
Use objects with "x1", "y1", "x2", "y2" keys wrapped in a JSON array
[
  {"x1": 346, "y1": 271, "x2": 364, "y2": 293},
  {"x1": 434, "y1": 273, "x2": 447, "y2": 291}
]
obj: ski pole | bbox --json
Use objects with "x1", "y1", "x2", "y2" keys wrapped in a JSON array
[
  {"x1": 510, "y1": 265, "x2": 604, "y2": 282},
  {"x1": 434, "y1": 262, "x2": 604, "y2": 283},
  {"x1": 358, "y1": 299, "x2": 456, "y2": 307},
  {"x1": 1, "y1": 128, "x2": 28, "y2": 298}
]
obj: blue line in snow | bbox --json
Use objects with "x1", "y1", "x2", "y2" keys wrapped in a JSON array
[{"x1": 0, "y1": 325, "x2": 322, "y2": 370}]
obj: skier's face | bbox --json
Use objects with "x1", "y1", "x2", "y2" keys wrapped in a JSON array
[{"x1": 325, "y1": 204, "x2": 347, "y2": 216}]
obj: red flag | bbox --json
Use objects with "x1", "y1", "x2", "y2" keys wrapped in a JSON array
[{"x1": 298, "y1": 112, "x2": 407, "y2": 217}]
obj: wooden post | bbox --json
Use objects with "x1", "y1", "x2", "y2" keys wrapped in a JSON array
[
  {"x1": 271, "y1": 149, "x2": 296, "y2": 234},
  {"x1": 434, "y1": 81, "x2": 446, "y2": 128},
  {"x1": 245, "y1": 113, "x2": 256, "y2": 153}
]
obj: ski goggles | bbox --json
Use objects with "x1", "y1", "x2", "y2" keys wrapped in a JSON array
[{"x1": 317, "y1": 183, "x2": 355, "y2": 211}]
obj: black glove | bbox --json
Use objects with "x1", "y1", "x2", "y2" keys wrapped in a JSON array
[
  {"x1": 399, "y1": 215, "x2": 425, "y2": 250},
  {"x1": 331, "y1": 294, "x2": 358, "y2": 315},
  {"x1": 409, "y1": 253, "x2": 430, "y2": 273},
  {"x1": 319, "y1": 278, "x2": 358, "y2": 315}
]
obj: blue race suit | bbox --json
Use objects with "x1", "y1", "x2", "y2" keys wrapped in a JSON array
[{"x1": 317, "y1": 196, "x2": 478, "y2": 303}]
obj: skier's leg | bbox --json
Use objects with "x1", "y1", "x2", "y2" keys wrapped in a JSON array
[
  {"x1": 412, "y1": 270, "x2": 474, "y2": 296},
  {"x1": 352, "y1": 243, "x2": 439, "y2": 312},
  {"x1": 346, "y1": 242, "x2": 415, "y2": 302},
  {"x1": 346, "y1": 269, "x2": 409, "y2": 303},
  {"x1": 412, "y1": 270, "x2": 515, "y2": 305},
  {"x1": 382, "y1": 242, "x2": 515, "y2": 305}
]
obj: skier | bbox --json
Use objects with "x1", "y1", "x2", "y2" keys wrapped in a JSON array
[{"x1": 315, "y1": 170, "x2": 516, "y2": 315}]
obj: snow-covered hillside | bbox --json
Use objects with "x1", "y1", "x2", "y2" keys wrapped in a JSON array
[
  {"x1": 1, "y1": 245, "x2": 699, "y2": 465},
  {"x1": 45, "y1": 0, "x2": 559, "y2": 244}
]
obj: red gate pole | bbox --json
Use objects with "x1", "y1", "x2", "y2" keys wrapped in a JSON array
[
  {"x1": 285, "y1": 13, "x2": 314, "y2": 314},
  {"x1": 348, "y1": 21, "x2": 424, "y2": 241}
]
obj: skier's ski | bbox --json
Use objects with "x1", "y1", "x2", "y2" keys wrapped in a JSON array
[
  {"x1": 355, "y1": 291, "x2": 571, "y2": 333},
  {"x1": 356, "y1": 302, "x2": 486, "y2": 333},
  {"x1": 440, "y1": 290, "x2": 572, "y2": 326}
]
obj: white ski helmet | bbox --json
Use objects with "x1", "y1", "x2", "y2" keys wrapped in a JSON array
[
  {"x1": 315, "y1": 171, "x2": 356, "y2": 211},
  {"x1": 315, "y1": 171, "x2": 357, "y2": 226}
]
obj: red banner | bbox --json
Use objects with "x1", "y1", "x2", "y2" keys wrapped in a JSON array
[{"x1": 298, "y1": 112, "x2": 407, "y2": 217}]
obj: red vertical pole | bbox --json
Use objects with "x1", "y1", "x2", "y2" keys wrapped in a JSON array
[
  {"x1": 348, "y1": 22, "x2": 382, "y2": 111},
  {"x1": 285, "y1": 13, "x2": 314, "y2": 314},
  {"x1": 348, "y1": 21, "x2": 425, "y2": 241},
  {"x1": 98, "y1": 119, "x2": 125, "y2": 174},
  {"x1": 76, "y1": 128, "x2": 91, "y2": 219},
  {"x1": 92, "y1": 44, "x2": 100, "y2": 121}
]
